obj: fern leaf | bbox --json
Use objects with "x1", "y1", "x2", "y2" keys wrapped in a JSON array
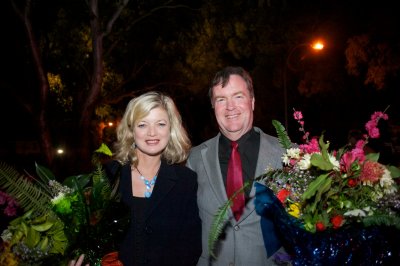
[
  {"x1": 0, "y1": 162, "x2": 52, "y2": 215},
  {"x1": 208, "y1": 198, "x2": 231, "y2": 259},
  {"x1": 208, "y1": 180, "x2": 251, "y2": 259},
  {"x1": 362, "y1": 214, "x2": 400, "y2": 230},
  {"x1": 272, "y1": 120, "x2": 291, "y2": 149}
]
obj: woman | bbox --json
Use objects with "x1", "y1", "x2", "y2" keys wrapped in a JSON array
[
  {"x1": 71, "y1": 92, "x2": 201, "y2": 266},
  {"x1": 113, "y1": 91, "x2": 201, "y2": 265}
]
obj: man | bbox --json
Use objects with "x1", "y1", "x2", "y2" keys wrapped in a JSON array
[{"x1": 187, "y1": 66, "x2": 285, "y2": 265}]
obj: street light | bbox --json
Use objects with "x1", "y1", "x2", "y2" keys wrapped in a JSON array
[{"x1": 283, "y1": 40, "x2": 325, "y2": 132}]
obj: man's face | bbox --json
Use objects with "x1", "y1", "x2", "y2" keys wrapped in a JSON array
[{"x1": 212, "y1": 74, "x2": 254, "y2": 141}]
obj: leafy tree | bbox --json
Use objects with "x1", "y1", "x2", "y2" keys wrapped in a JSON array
[{"x1": 10, "y1": 0, "x2": 201, "y2": 172}]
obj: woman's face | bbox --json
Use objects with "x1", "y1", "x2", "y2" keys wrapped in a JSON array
[{"x1": 133, "y1": 107, "x2": 170, "y2": 157}]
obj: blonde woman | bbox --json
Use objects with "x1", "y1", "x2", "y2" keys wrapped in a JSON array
[{"x1": 105, "y1": 91, "x2": 201, "y2": 265}]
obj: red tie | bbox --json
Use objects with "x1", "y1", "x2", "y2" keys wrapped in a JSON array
[{"x1": 226, "y1": 141, "x2": 245, "y2": 221}]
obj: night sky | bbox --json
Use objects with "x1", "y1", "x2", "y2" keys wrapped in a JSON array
[{"x1": 1, "y1": 0, "x2": 399, "y2": 173}]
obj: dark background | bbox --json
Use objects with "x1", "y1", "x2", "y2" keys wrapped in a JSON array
[{"x1": 1, "y1": 0, "x2": 399, "y2": 177}]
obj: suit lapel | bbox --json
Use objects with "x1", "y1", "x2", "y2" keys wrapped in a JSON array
[
  {"x1": 145, "y1": 161, "x2": 177, "y2": 219},
  {"x1": 202, "y1": 135, "x2": 230, "y2": 207}
]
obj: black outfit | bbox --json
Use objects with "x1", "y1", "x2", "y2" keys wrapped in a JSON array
[
  {"x1": 107, "y1": 160, "x2": 202, "y2": 266},
  {"x1": 219, "y1": 128, "x2": 260, "y2": 199}
]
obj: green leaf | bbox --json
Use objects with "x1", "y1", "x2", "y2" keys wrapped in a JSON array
[
  {"x1": 0, "y1": 162, "x2": 52, "y2": 215},
  {"x1": 272, "y1": 120, "x2": 292, "y2": 149},
  {"x1": 39, "y1": 236, "x2": 49, "y2": 251},
  {"x1": 95, "y1": 143, "x2": 113, "y2": 156},
  {"x1": 302, "y1": 173, "x2": 330, "y2": 200},
  {"x1": 35, "y1": 163, "x2": 56, "y2": 184},
  {"x1": 31, "y1": 221, "x2": 54, "y2": 232},
  {"x1": 388, "y1": 165, "x2": 400, "y2": 178},
  {"x1": 365, "y1": 152, "x2": 380, "y2": 162},
  {"x1": 62, "y1": 174, "x2": 91, "y2": 191},
  {"x1": 208, "y1": 180, "x2": 251, "y2": 259},
  {"x1": 310, "y1": 153, "x2": 333, "y2": 171},
  {"x1": 208, "y1": 199, "x2": 231, "y2": 259},
  {"x1": 26, "y1": 226, "x2": 41, "y2": 248}
]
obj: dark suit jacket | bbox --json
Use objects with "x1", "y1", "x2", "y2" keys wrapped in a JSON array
[{"x1": 107, "y1": 160, "x2": 202, "y2": 266}]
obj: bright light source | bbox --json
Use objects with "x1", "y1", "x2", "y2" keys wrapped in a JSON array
[
  {"x1": 108, "y1": 122, "x2": 114, "y2": 127},
  {"x1": 56, "y1": 149, "x2": 64, "y2": 155},
  {"x1": 311, "y1": 41, "x2": 324, "y2": 50}
]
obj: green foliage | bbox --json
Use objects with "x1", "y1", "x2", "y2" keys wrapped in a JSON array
[
  {"x1": 362, "y1": 215, "x2": 400, "y2": 230},
  {"x1": 0, "y1": 162, "x2": 52, "y2": 215},
  {"x1": 6, "y1": 210, "x2": 68, "y2": 256},
  {"x1": 272, "y1": 120, "x2": 292, "y2": 149},
  {"x1": 208, "y1": 180, "x2": 251, "y2": 259},
  {"x1": 0, "y1": 144, "x2": 125, "y2": 265}
]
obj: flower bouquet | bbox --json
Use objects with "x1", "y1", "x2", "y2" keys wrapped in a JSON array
[
  {"x1": 209, "y1": 108, "x2": 400, "y2": 265},
  {"x1": 0, "y1": 144, "x2": 129, "y2": 266}
]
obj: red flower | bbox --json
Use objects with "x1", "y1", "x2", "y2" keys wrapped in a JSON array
[
  {"x1": 331, "y1": 215, "x2": 344, "y2": 229},
  {"x1": 316, "y1": 221, "x2": 326, "y2": 231},
  {"x1": 277, "y1": 189, "x2": 291, "y2": 203},
  {"x1": 347, "y1": 178, "x2": 358, "y2": 187},
  {"x1": 359, "y1": 161, "x2": 385, "y2": 184}
]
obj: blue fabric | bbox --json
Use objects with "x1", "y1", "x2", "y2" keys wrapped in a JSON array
[{"x1": 254, "y1": 182, "x2": 400, "y2": 265}]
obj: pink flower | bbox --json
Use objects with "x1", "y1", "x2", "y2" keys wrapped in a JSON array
[
  {"x1": 359, "y1": 161, "x2": 385, "y2": 184},
  {"x1": 4, "y1": 204, "x2": 17, "y2": 216},
  {"x1": 0, "y1": 191, "x2": 19, "y2": 217},
  {"x1": 0, "y1": 191, "x2": 6, "y2": 205},
  {"x1": 293, "y1": 111, "x2": 303, "y2": 120},
  {"x1": 299, "y1": 138, "x2": 320, "y2": 154},
  {"x1": 365, "y1": 111, "x2": 389, "y2": 139},
  {"x1": 340, "y1": 152, "x2": 355, "y2": 174}
]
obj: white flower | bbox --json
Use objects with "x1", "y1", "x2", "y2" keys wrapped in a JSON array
[
  {"x1": 379, "y1": 168, "x2": 397, "y2": 194},
  {"x1": 51, "y1": 192, "x2": 66, "y2": 205},
  {"x1": 297, "y1": 153, "x2": 311, "y2": 170},
  {"x1": 282, "y1": 154, "x2": 290, "y2": 165},
  {"x1": 344, "y1": 209, "x2": 367, "y2": 217},
  {"x1": 328, "y1": 154, "x2": 340, "y2": 171},
  {"x1": 1, "y1": 229, "x2": 12, "y2": 242},
  {"x1": 344, "y1": 206, "x2": 374, "y2": 217},
  {"x1": 286, "y1": 148, "x2": 301, "y2": 159}
]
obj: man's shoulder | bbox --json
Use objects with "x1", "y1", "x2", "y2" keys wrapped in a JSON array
[
  {"x1": 254, "y1": 127, "x2": 279, "y2": 141},
  {"x1": 190, "y1": 134, "x2": 219, "y2": 152}
]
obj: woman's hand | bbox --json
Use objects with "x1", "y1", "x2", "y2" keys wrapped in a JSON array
[{"x1": 68, "y1": 254, "x2": 89, "y2": 266}]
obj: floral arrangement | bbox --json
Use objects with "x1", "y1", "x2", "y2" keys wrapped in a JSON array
[
  {"x1": 263, "y1": 108, "x2": 400, "y2": 233},
  {"x1": 0, "y1": 144, "x2": 128, "y2": 266},
  {"x1": 209, "y1": 108, "x2": 400, "y2": 262}
]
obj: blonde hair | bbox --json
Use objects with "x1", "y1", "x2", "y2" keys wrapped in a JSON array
[{"x1": 113, "y1": 91, "x2": 191, "y2": 166}]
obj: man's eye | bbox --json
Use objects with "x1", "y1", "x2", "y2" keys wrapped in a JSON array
[{"x1": 215, "y1": 98, "x2": 225, "y2": 103}]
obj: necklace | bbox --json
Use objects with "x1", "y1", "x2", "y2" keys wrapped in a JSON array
[{"x1": 136, "y1": 165, "x2": 160, "y2": 198}]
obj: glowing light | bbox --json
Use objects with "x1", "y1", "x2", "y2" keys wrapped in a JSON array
[
  {"x1": 311, "y1": 41, "x2": 324, "y2": 50},
  {"x1": 108, "y1": 122, "x2": 114, "y2": 127},
  {"x1": 57, "y1": 149, "x2": 64, "y2": 154}
]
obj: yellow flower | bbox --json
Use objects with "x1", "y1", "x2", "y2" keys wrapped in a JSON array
[
  {"x1": 288, "y1": 203, "x2": 301, "y2": 218},
  {"x1": 0, "y1": 243, "x2": 19, "y2": 266}
]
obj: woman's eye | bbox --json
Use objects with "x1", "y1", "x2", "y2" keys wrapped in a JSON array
[
  {"x1": 158, "y1": 122, "x2": 167, "y2": 127},
  {"x1": 137, "y1": 124, "x2": 145, "y2": 128}
]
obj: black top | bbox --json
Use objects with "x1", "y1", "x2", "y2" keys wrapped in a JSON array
[
  {"x1": 130, "y1": 196, "x2": 148, "y2": 265},
  {"x1": 219, "y1": 128, "x2": 260, "y2": 198},
  {"x1": 107, "y1": 160, "x2": 202, "y2": 266}
]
